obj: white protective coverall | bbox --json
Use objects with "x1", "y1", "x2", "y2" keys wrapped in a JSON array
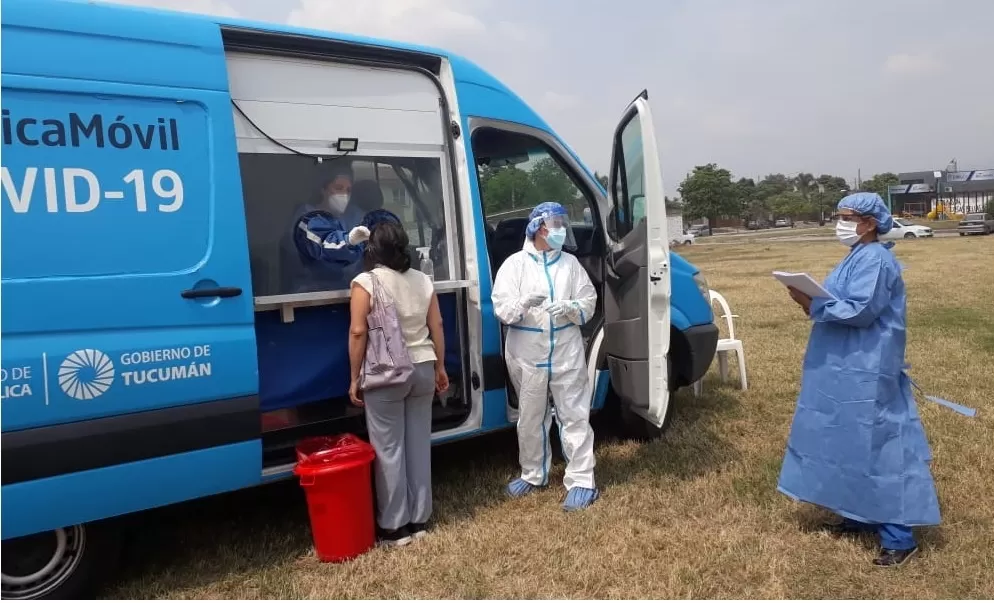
[{"x1": 492, "y1": 239, "x2": 599, "y2": 490}]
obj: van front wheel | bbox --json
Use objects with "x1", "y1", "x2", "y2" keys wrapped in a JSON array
[
  {"x1": 617, "y1": 401, "x2": 667, "y2": 441},
  {"x1": 1, "y1": 522, "x2": 120, "y2": 600},
  {"x1": 611, "y1": 357, "x2": 675, "y2": 441}
]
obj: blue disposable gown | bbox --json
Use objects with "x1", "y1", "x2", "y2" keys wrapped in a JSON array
[
  {"x1": 278, "y1": 202, "x2": 366, "y2": 293},
  {"x1": 777, "y1": 242, "x2": 941, "y2": 526}
]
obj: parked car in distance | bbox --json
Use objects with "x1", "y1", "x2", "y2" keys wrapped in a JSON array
[
  {"x1": 882, "y1": 218, "x2": 933, "y2": 240},
  {"x1": 688, "y1": 224, "x2": 709, "y2": 237},
  {"x1": 774, "y1": 218, "x2": 793, "y2": 228},
  {"x1": 958, "y1": 213, "x2": 994, "y2": 236},
  {"x1": 670, "y1": 231, "x2": 695, "y2": 246}
]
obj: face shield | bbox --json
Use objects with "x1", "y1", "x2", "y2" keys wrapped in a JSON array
[{"x1": 529, "y1": 211, "x2": 577, "y2": 250}]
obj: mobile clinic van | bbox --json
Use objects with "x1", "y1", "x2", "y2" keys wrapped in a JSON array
[{"x1": 0, "y1": 0, "x2": 719, "y2": 597}]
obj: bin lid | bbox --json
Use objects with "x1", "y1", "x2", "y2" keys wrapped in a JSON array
[{"x1": 293, "y1": 434, "x2": 375, "y2": 476}]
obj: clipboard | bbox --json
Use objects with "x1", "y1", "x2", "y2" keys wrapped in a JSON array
[{"x1": 772, "y1": 271, "x2": 836, "y2": 300}]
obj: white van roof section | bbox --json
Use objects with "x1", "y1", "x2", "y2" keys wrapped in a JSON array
[{"x1": 227, "y1": 52, "x2": 445, "y2": 156}]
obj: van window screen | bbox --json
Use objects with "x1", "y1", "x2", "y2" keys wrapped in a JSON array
[{"x1": 239, "y1": 154, "x2": 450, "y2": 296}]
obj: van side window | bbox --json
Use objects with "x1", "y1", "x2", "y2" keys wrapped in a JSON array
[
  {"x1": 609, "y1": 111, "x2": 646, "y2": 239},
  {"x1": 240, "y1": 154, "x2": 450, "y2": 296},
  {"x1": 223, "y1": 52, "x2": 460, "y2": 300},
  {"x1": 471, "y1": 127, "x2": 597, "y2": 273}
]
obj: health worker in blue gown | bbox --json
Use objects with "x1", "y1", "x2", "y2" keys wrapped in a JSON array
[{"x1": 778, "y1": 192, "x2": 940, "y2": 568}]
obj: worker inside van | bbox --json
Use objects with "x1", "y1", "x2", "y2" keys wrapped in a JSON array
[{"x1": 281, "y1": 164, "x2": 389, "y2": 293}]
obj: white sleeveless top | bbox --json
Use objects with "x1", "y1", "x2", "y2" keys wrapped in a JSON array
[{"x1": 352, "y1": 267, "x2": 437, "y2": 365}]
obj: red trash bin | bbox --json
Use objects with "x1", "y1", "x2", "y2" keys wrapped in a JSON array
[{"x1": 294, "y1": 434, "x2": 377, "y2": 562}]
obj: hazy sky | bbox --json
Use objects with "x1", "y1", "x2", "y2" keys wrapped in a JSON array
[{"x1": 114, "y1": 0, "x2": 994, "y2": 194}]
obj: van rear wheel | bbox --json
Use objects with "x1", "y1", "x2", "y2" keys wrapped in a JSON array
[{"x1": 1, "y1": 522, "x2": 120, "y2": 600}]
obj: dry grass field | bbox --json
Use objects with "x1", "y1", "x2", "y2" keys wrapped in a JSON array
[{"x1": 108, "y1": 236, "x2": 994, "y2": 599}]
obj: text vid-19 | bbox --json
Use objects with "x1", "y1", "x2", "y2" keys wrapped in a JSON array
[{"x1": 1, "y1": 166, "x2": 184, "y2": 214}]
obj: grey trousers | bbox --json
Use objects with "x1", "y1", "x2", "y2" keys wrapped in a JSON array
[{"x1": 363, "y1": 362, "x2": 435, "y2": 531}]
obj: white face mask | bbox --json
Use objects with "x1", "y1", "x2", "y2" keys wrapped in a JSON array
[
  {"x1": 326, "y1": 193, "x2": 349, "y2": 214},
  {"x1": 835, "y1": 220, "x2": 860, "y2": 247}
]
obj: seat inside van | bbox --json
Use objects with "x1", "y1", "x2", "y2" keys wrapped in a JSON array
[{"x1": 488, "y1": 217, "x2": 529, "y2": 271}]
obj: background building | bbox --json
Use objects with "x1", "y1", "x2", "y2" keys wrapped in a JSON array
[{"x1": 888, "y1": 169, "x2": 994, "y2": 217}]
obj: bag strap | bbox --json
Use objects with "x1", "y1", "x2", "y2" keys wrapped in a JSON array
[
  {"x1": 366, "y1": 270, "x2": 384, "y2": 307},
  {"x1": 369, "y1": 269, "x2": 399, "y2": 307}
]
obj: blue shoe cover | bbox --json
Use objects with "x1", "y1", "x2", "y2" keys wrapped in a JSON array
[
  {"x1": 506, "y1": 478, "x2": 538, "y2": 498},
  {"x1": 562, "y1": 487, "x2": 599, "y2": 511}
]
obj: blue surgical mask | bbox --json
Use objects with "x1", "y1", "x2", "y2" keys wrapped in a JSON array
[{"x1": 546, "y1": 227, "x2": 567, "y2": 249}]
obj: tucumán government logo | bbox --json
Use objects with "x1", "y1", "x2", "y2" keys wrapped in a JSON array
[{"x1": 58, "y1": 349, "x2": 115, "y2": 400}]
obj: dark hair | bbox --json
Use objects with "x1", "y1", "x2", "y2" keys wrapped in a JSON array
[
  {"x1": 351, "y1": 179, "x2": 385, "y2": 212},
  {"x1": 322, "y1": 162, "x2": 354, "y2": 188},
  {"x1": 364, "y1": 221, "x2": 411, "y2": 273}
]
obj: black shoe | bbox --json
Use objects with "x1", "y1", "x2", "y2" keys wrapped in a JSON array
[
  {"x1": 873, "y1": 546, "x2": 919, "y2": 567},
  {"x1": 821, "y1": 521, "x2": 866, "y2": 536},
  {"x1": 407, "y1": 522, "x2": 429, "y2": 540},
  {"x1": 377, "y1": 526, "x2": 412, "y2": 548}
]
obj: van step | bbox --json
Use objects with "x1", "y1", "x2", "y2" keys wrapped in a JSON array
[{"x1": 261, "y1": 399, "x2": 470, "y2": 469}]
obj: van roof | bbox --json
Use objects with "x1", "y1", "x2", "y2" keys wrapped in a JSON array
[
  {"x1": 87, "y1": 0, "x2": 452, "y2": 61},
  {"x1": 5, "y1": 0, "x2": 570, "y2": 183},
  {"x1": 8, "y1": 0, "x2": 536, "y2": 126}
]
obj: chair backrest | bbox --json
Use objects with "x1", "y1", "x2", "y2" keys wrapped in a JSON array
[{"x1": 709, "y1": 289, "x2": 737, "y2": 340}]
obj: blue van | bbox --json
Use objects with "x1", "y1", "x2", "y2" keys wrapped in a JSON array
[{"x1": 0, "y1": 0, "x2": 718, "y2": 597}]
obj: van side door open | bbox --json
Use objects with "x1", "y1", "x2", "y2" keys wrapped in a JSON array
[{"x1": 602, "y1": 91, "x2": 672, "y2": 427}]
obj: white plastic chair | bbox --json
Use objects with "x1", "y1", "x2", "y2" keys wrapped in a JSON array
[{"x1": 693, "y1": 289, "x2": 748, "y2": 395}]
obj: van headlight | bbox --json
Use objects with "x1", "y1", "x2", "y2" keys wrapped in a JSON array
[{"x1": 693, "y1": 272, "x2": 710, "y2": 302}]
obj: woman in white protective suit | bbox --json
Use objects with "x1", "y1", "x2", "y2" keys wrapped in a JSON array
[{"x1": 491, "y1": 201, "x2": 600, "y2": 511}]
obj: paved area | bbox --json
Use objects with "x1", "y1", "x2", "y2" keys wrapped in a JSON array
[{"x1": 694, "y1": 231, "x2": 960, "y2": 245}]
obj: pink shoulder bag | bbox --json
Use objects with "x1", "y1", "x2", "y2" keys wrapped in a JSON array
[{"x1": 360, "y1": 272, "x2": 414, "y2": 391}]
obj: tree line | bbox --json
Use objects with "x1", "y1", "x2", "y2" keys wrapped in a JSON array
[
  {"x1": 478, "y1": 156, "x2": 907, "y2": 233},
  {"x1": 477, "y1": 158, "x2": 589, "y2": 219},
  {"x1": 678, "y1": 164, "x2": 901, "y2": 234},
  {"x1": 479, "y1": 160, "x2": 683, "y2": 221}
]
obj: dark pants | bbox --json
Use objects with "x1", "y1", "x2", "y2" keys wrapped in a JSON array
[{"x1": 842, "y1": 519, "x2": 916, "y2": 550}]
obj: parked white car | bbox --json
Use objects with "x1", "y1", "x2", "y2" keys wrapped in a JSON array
[
  {"x1": 882, "y1": 218, "x2": 933, "y2": 240},
  {"x1": 671, "y1": 232, "x2": 696, "y2": 246}
]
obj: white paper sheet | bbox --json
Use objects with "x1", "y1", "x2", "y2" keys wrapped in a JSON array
[{"x1": 772, "y1": 271, "x2": 836, "y2": 300}]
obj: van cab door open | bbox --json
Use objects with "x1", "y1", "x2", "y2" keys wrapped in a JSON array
[{"x1": 602, "y1": 91, "x2": 671, "y2": 427}]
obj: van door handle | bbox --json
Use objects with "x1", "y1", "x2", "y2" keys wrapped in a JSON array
[{"x1": 181, "y1": 287, "x2": 243, "y2": 300}]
